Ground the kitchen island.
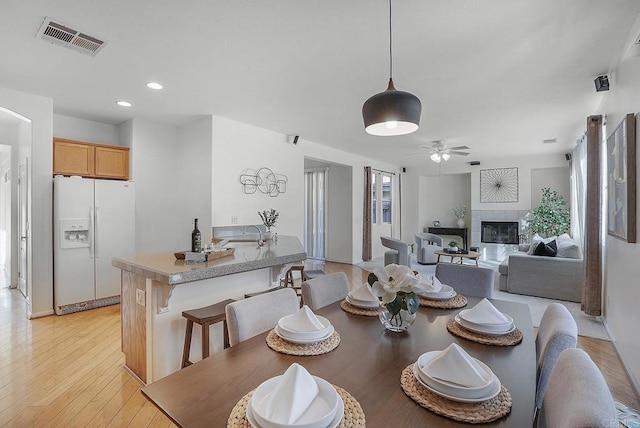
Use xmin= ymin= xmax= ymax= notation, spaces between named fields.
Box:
xmin=112 ymin=235 xmax=306 ymax=383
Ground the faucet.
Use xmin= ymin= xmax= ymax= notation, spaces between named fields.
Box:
xmin=247 ymin=225 xmax=264 ymax=247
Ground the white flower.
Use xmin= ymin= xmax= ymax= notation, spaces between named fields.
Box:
xmin=371 ymin=264 xmax=419 ymax=304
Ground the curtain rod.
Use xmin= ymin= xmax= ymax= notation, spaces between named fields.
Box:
xmin=370 ymin=167 xmax=396 ymax=176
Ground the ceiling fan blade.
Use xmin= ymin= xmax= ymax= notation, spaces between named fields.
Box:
xmin=449 ymin=151 xmax=470 ymax=156
xmin=448 ymin=146 xmax=470 ymax=150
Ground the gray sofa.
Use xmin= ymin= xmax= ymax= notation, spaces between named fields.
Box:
xmin=498 ymin=250 xmax=584 ymax=302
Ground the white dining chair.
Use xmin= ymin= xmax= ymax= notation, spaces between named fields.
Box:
xmin=534 ymin=303 xmax=578 ymax=414
xmin=434 ymin=263 xmax=494 ymax=298
xmin=225 ymin=288 xmax=299 ymax=347
xmin=537 ymin=348 xmax=617 ymax=428
xmin=301 ymin=272 xmax=350 ymax=310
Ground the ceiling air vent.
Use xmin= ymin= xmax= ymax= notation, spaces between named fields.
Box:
xmin=36 ymin=17 xmax=107 ymax=57
xmin=542 ymin=138 xmax=557 ymax=144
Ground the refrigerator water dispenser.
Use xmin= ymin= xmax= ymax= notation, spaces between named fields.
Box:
xmin=59 ymin=219 xmax=90 ymax=249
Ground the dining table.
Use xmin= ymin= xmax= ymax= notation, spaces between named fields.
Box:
xmin=141 ymin=296 xmax=536 ymax=427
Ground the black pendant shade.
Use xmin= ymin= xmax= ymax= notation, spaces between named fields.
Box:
xmin=363 ymin=78 xmax=422 ymax=136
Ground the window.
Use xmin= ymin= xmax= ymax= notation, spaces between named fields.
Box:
xmin=371 ymin=171 xmax=393 ymax=225
xmin=371 ymin=173 xmax=377 ymax=223
xmin=382 ymin=174 xmax=392 ymax=224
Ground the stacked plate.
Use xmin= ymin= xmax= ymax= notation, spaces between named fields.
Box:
xmin=417 ymin=284 xmax=456 ymax=301
xmin=413 ymin=344 xmax=501 ymax=402
xmin=274 ymin=307 xmax=334 ymax=344
xmin=345 ymin=284 xmax=380 ymax=309
xmin=454 ymin=298 xmax=515 ymax=336
xmin=247 ymin=364 xmax=344 ymax=428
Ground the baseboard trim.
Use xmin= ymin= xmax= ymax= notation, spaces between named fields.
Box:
xmin=28 ymin=309 xmax=55 ymax=319
xmin=602 ymin=318 xmax=640 ymax=401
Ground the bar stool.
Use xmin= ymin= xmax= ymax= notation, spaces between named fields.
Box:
xmin=303 ymin=269 xmax=325 ymax=280
xmin=282 ymin=265 xmax=304 ymax=296
xmin=181 ymin=298 xmax=235 ymax=368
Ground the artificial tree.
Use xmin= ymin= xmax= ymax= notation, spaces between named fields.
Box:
xmin=529 ymin=187 xmax=570 ymax=238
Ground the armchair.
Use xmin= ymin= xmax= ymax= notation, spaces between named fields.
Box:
xmin=415 ymin=233 xmax=443 ymax=265
xmin=380 ymin=236 xmax=411 ymax=268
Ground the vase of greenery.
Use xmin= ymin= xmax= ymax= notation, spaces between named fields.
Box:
xmin=448 ymin=241 xmax=459 ymax=252
xmin=258 ymin=209 xmax=279 ymax=239
xmin=529 ymin=188 xmax=570 ymax=238
xmin=452 ymin=204 xmax=467 ymax=228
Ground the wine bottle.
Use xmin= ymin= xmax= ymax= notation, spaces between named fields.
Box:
xmin=191 ymin=218 xmax=201 ymax=252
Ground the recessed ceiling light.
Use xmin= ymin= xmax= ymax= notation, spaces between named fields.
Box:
xmin=117 ymin=101 xmax=132 ymax=107
xmin=146 ymin=82 xmax=163 ymax=90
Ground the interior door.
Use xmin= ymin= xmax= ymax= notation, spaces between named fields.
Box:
xmin=17 ymin=162 xmax=27 ymax=297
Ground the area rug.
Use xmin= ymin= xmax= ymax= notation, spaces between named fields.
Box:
xmin=617 ymin=401 xmax=640 ymax=428
xmin=357 ymin=255 xmax=610 ymax=341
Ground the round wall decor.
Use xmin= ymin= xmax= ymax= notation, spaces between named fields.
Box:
xmin=480 ymin=167 xmax=518 ymax=203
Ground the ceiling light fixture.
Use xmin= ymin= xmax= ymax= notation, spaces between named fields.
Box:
xmin=362 ymin=0 xmax=421 ymax=136
xmin=116 ymin=101 xmax=132 ymax=107
xmin=146 ymin=82 xmax=163 ymax=90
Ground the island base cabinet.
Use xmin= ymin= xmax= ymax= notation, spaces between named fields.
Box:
xmin=121 ymin=271 xmax=150 ymax=383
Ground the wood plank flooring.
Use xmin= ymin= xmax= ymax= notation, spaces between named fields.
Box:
xmin=0 ymin=261 xmax=637 ymax=427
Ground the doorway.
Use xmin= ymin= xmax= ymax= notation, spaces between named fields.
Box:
xmin=0 ymin=145 xmax=12 ymax=287
xmin=18 ymin=162 xmax=27 ymax=297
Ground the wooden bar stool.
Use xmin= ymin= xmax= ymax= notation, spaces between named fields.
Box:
xmin=282 ymin=265 xmax=304 ymax=296
xmin=181 ymin=298 xmax=235 ymax=369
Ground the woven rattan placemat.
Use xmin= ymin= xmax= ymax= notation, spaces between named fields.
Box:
xmin=400 ymin=364 xmax=511 ymax=424
xmin=446 ymin=318 xmax=523 ymax=346
xmin=340 ymin=300 xmax=381 ymax=317
xmin=266 ymin=329 xmax=341 ymax=356
xmin=227 ymin=385 xmax=366 ymax=427
xmin=419 ymin=294 xmax=468 ymax=309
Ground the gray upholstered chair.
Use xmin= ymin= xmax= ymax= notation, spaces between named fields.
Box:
xmin=415 ymin=233 xmax=443 ymax=265
xmin=225 ymin=288 xmax=299 ymax=347
xmin=380 ymin=236 xmax=411 ymax=268
xmin=537 ymin=348 xmax=617 ymax=428
xmin=434 ymin=263 xmax=494 ymax=298
xmin=534 ymin=303 xmax=578 ymax=414
xmin=301 ymin=272 xmax=350 ymax=310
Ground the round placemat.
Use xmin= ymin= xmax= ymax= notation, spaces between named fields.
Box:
xmin=400 ymin=364 xmax=511 ymax=424
xmin=227 ymin=385 xmax=366 ymax=427
xmin=419 ymin=294 xmax=468 ymax=309
xmin=340 ymin=300 xmax=381 ymax=317
xmin=266 ymin=329 xmax=341 ymax=356
xmin=446 ymin=318 xmax=523 ymax=346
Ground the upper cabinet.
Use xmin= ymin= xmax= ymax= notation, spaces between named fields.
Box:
xmin=53 ymin=138 xmax=130 ymax=180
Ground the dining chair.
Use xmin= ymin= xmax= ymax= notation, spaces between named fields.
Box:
xmin=301 ymin=272 xmax=350 ymax=310
xmin=537 ymin=348 xmax=617 ymax=428
xmin=225 ymin=288 xmax=299 ymax=347
xmin=534 ymin=303 xmax=578 ymax=413
xmin=380 ymin=236 xmax=411 ymax=268
xmin=415 ymin=233 xmax=443 ymax=264
xmin=434 ymin=263 xmax=494 ymax=298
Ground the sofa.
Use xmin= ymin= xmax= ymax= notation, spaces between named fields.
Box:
xmin=498 ymin=234 xmax=584 ymax=302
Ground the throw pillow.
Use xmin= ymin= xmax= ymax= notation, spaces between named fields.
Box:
xmin=528 ymin=234 xmax=544 ymax=255
xmin=557 ymin=234 xmax=582 ymax=259
xmin=533 ymin=239 xmax=558 ymax=257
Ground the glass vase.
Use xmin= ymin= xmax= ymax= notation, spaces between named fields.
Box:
xmin=379 ymin=306 xmax=417 ymax=332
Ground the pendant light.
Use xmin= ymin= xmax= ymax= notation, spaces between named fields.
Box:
xmin=362 ymin=0 xmax=421 ymax=136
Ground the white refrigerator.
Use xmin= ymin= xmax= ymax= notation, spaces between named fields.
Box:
xmin=53 ymin=176 xmax=134 ymax=315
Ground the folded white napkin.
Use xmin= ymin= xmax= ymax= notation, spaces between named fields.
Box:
xmin=349 ymin=283 xmax=379 ymax=302
xmin=463 ymin=298 xmax=511 ymax=325
xmin=281 ymin=305 xmax=325 ymax=332
xmin=263 ymin=363 xmax=320 ymax=424
xmin=423 ymin=343 xmax=492 ymax=388
xmin=416 ymin=274 xmax=443 ymax=293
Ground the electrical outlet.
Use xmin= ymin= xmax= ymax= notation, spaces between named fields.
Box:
xmin=136 ymin=289 xmax=145 ymax=306
xmin=231 ymin=216 xmax=238 ymax=224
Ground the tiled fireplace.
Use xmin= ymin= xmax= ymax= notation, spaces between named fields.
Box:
xmin=471 ymin=210 xmax=529 ymax=262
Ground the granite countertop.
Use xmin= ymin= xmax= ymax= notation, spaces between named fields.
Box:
xmin=111 ymin=235 xmax=306 ymax=285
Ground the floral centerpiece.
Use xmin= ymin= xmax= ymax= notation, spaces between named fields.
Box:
xmin=258 ymin=209 xmax=279 ymax=232
xmin=368 ymin=264 xmax=426 ymax=332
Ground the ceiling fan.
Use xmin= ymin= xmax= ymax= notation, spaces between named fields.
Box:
xmin=420 ymin=140 xmax=471 ymax=163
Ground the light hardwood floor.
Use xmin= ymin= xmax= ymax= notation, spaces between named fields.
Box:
xmin=1 ymin=261 xmax=638 ymax=427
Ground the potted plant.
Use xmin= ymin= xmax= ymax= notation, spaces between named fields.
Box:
xmin=451 ymin=204 xmax=467 ymax=228
xmin=448 ymin=241 xmax=459 ymax=252
xmin=529 ymin=188 xmax=570 ymax=238
xmin=258 ymin=209 xmax=279 ymax=239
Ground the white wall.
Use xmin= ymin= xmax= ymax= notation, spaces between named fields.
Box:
xmin=420 ymin=173 xmax=471 ymax=230
xmin=531 ymin=166 xmax=571 ymax=209
xmin=53 ymin=114 xmax=119 ymax=146
xmin=0 ymin=86 xmax=54 ymax=318
xmin=325 ymin=162 xmax=352 ymax=263
xmin=598 ymin=56 xmax=640 ymax=393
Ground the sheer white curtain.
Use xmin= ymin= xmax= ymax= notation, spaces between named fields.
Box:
xmin=570 ymin=135 xmax=587 ymax=249
xmin=304 ymin=168 xmax=327 ymax=259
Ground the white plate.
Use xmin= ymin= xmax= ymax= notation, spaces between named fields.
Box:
xmin=277 ymin=315 xmax=332 ymax=340
xmin=417 ymin=284 xmax=456 ymax=301
xmin=454 ymin=315 xmax=516 ymax=336
xmin=345 ymin=295 xmax=380 ymax=309
xmin=275 ymin=325 xmax=335 ymax=344
xmin=246 ymin=395 xmax=344 ymax=428
xmin=412 ymin=363 xmax=501 ymax=403
xmin=458 ymin=308 xmax=514 ymax=330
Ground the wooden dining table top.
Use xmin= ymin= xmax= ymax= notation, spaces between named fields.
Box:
xmin=141 ymin=296 xmax=536 ymax=428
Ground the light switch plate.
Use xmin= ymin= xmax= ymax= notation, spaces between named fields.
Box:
xmin=136 ymin=289 xmax=145 ymax=306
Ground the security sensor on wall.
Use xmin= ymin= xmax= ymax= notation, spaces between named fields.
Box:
xmin=594 ymin=75 xmax=609 ymax=92
xmin=287 ymin=135 xmax=299 ymax=145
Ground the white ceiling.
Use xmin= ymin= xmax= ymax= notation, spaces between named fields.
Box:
xmin=2 ymin=0 xmax=640 ymax=174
